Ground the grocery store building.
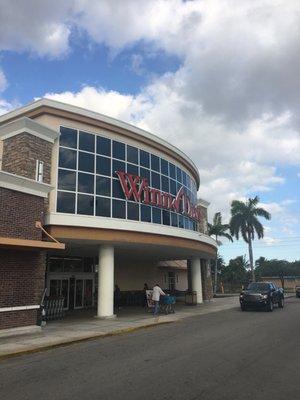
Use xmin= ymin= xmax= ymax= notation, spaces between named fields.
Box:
xmin=0 ymin=99 xmax=217 ymax=333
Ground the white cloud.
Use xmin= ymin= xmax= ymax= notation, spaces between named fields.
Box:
xmin=0 ymin=1 xmax=72 ymax=58
xmin=2 ymin=0 xmax=300 ymax=236
xmin=0 ymin=69 xmax=7 ymax=92
xmin=262 ymin=236 xmax=280 ymax=246
xmin=0 ymin=98 xmax=17 ymax=116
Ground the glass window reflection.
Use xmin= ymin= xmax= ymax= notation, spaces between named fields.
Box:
xmin=59 ymin=148 xmax=77 ymax=170
xmin=140 ymin=150 xmax=150 ymax=168
xmin=151 ymin=154 xmax=160 ymax=172
xmin=96 ymin=156 xmax=111 ymax=176
xmin=112 ymin=199 xmax=126 ymax=219
xmin=127 ymin=145 xmax=138 ymax=164
xmin=96 ymin=176 xmax=111 ymax=197
xmin=57 ymin=191 xmax=75 ymax=213
xmin=58 ymin=169 xmax=76 ymax=191
xmin=152 ymin=207 xmax=161 ymax=224
xmin=78 ymin=152 xmax=94 ymax=173
xmin=113 ymin=141 xmax=125 ymax=160
xmin=79 ymin=131 xmax=95 ymax=152
xmin=60 ymin=127 xmax=77 ymax=149
xmin=77 ymin=194 xmax=94 ymax=215
xmin=127 ymin=201 xmax=139 ymax=221
xmin=97 ymin=136 xmax=111 ymax=156
xmin=96 ymin=196 xmax=111 ymax=217
xmin=78 ymin=172 xmax=94 ymax=194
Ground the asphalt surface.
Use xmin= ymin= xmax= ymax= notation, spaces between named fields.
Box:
xmin=0 ymin=297 xmax=299 ymax=400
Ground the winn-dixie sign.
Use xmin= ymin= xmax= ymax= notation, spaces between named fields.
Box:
xmin=116 ymin=171 xmax=201 ymax=222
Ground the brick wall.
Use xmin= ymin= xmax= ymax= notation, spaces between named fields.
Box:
xmin=0 ymin=187 xmax=44 ymax=240
xmin=0 ymin=310 xmax=38 ymax=330
xmin=2 ymin=133 xmax=52 ymax=184
xmin=0 ymin=250 xmax=46 ymax=329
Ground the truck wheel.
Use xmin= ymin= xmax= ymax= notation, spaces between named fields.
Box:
xmin=278 ymin=297 xmax=284 ymax=308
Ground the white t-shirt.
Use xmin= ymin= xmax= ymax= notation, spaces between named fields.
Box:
xmin=152 ymin=286 xmax=165 ymax=301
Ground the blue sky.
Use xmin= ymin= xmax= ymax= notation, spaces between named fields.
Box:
xmin=0 ymin=0 xmax=299 ymax=264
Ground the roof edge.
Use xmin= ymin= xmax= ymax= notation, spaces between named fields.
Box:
xmin=0 ymin=98 xmax=200 ymax=187
xmin=0 ymin=116 xmax=58 ymax=143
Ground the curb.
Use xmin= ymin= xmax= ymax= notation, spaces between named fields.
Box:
xmin=0 ymin=320 xmax=174 ymax=361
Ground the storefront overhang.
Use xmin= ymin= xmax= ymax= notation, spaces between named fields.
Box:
xmin=46 ymin=225 xmax=216 ymax=259
xmin=0 ymin=236 xmax=65 ymax=251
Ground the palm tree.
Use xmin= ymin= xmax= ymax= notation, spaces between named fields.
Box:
xmin=229 ymin=196 xmax=271 ymax=282
xmin=208 ymin=212 xmax=233 ymax=293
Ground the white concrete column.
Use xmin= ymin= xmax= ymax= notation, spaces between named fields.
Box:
xmin=191 ymin=257 xmax=203 ymax=304
xmin=97 ymin=245 xmax=115 ymax=318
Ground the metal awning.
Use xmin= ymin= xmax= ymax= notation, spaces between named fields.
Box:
xmin=0 ymin=236 xmax=65 ymax=251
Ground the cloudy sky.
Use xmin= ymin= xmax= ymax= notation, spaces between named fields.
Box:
xmin=0 ymin=0 xmax=299 ymax=262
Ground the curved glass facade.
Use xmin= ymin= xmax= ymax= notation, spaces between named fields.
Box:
xmin=56 ymin=126 xmax=199 ymax=231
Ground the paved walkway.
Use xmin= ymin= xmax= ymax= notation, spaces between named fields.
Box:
xmin=0 ymin=297 xmax=239 ymax=358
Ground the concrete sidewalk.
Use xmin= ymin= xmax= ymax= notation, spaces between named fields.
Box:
xmin=0 ymin=297 xmax=239 ymax=359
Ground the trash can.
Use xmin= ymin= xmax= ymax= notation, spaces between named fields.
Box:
xmin=185 ymin=291 xmax=197 ymax=305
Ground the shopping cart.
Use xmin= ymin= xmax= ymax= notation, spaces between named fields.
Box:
xmin=160 ymin=295 xmax=176 ymax=314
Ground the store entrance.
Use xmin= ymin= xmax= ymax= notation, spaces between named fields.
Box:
xmin=47 ymin=256 xmax=96 ymax=311
xmin=48 ymin=276 xmax=95 ymax=310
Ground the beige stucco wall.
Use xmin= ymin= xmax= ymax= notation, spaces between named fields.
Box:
xmin=115 ymin=259 xmax=188 ymax=292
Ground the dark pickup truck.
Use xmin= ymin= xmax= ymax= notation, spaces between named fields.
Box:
xmin=240 ymin=282 xmax=284 ymax=312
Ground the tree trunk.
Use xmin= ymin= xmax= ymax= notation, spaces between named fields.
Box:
xmin=214 ymin=235 xmax=218 ymax=293
xmin=248 ymin=232 xmax=255 ymax=282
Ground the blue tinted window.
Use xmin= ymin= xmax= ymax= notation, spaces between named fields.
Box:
xmin=127 ymin=145 xmax=138 ymax=164
xmin=186 ymin=174 xmax=191 ymax=189
xmin=184 ymin=217 xmax=189 ymax=229
xmin=126 ymin=163 xmax=139 ymax=176
xmin=113 ymin=179 xmax=125 ymax=199
xmin=169 ymin=163 xmax=176 ymax=179
xmin=162 ymin=210 xmax=170 ymax=226
xmin=57 ymin=191 xmax=75 ymax=213
xmin=141 ymin=204 xmax=151 ymax=222
xmin=59 ymin=148 xmax=77 ymax=170
xmin=161 ymin=159 xmax=168 ymax=175
xmin=58 ymin=169 xmax=76 ymax=191
xmin=161 ymin=176 xmax=169 ymax=192
xmin=97 ymin=136 xmax=111 ymax=156
xmin=151 ymin=154 xmax=160 ymax=172
xmin=178 ymin=215 xmax=184 ymax=228
xmin=170 ymin=179 xmax=176 ymax=195
xmin=151 ymin=172 xmax=160 ymax=189
xmin=113 ymin=141 xmax=125 ymax=160
xmin=78 ymin=172 xmax=94 ymax=194
xmin=171 ymin=213 xmax=178 ymax=227
xmin=96 ymin=156 xmax=111 ymax=176
xmin=77 ymin=194 xmax=94 ymax=215
xmin=182 ymin=171 xmax=187 ymax=186
xmin=152 ymin=207 xmax=161 ymax=224
xmin=96 ymin=196 xmax=111 ymax=217
xmin=112 ymin=199 xmax=125 ymax=219
xmin=176 ymin=166 xmax=182 ymax=183
xmin=113 ymin=160 xmax=125 ymax=177
xmin=60 ymin=127 xmax=77 ymax=149
xmin=78 ymin=151 xmax=94 ymax=173
xmin=127 ymin=202 xmax=139 ymax=221
xmin=96 ymin=176 xmax=111 ymax=197
xmin=140 ymin=150 xmax=150 ymax=168
xmin=79 ymin=131 xmax=95 ymax=152
xmin=140 ymin=167 xmax=151 ymax=185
